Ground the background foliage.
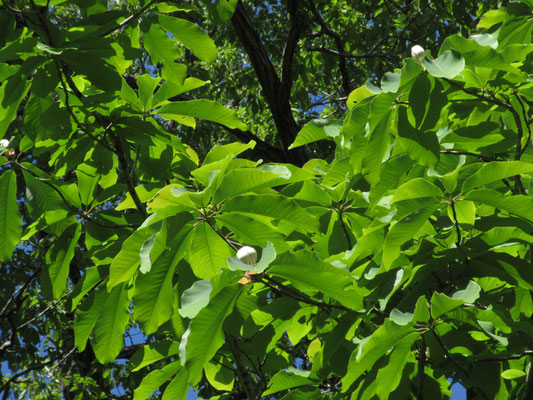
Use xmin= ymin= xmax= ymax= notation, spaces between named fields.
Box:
xmin=0 ymin=0 xmax=532 ymax=399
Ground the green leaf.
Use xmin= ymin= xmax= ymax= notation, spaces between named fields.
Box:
xmin=134 ymin=248 xmax=179 ymax=334
xmin=68 ymin=265 xmax=107 ymax=312
xmin=183 ymin=284 xmax=243 ymax=385
xmin=269 ymin=250 xmax=363 ymax=310
xmin=76 ymin=163 xmax=99 ymax=206
xmin=381 ymin=70 xmax=401 ymax=93
xmin=205 ymin=358 xmax=234 ymax=391
xmin=289 ymin=119 xmax=342 ymax=149
xmin=342 ymin=320 xmax=417 ymax=390
xmin=129 ymin=340 xmax=180 ymax=372
xmin=92 ymin=282 xmax=130 ymax=364
xmin=213 ymin=168 xmax=289 ymax=203
xmin=162 ymin=368 xmax=189 ymax=400
xmin=501 ymin=369 xmax=526 ymax=380
xmin=137 ymin=73 xmax=160 ymax=112
xmin=397 ymin=107 xmax=440 ymax=168
xmin=142 ymin=21 xmax=180 ymax=65
xmin=74 ymin=285 xmax=108 ymax=352
xmin=382 ymin=205 xmax=439 ymax=270
xmin=159 ymin=15 xmax=217 ymax=62
xmin=189 ymin=222 xmax=231 ymax=279
xmin=133 ymin=360 xmax=182 ymax=400
xmin=158 ymin=99 xmax=247 ymax=130
xmin=263 ymin=369 xmax=314 ymax=396
xmin=464 ymin=189 xmax=533 ymax=222
xmin=221 ymin=194 xmax=320 ymax=232
xmin=107 ymin=221 xmax=164 ymax=291
xmin=376 ymin=332 xmax=419 ymax=399
xmin=450 ymin=200 xmax=476 ymax=226
xmin=0 ymin=170 xmax=22 ymax=261
xmin=391 ymin=178 xmax=443 ymax=203
xmin=430 ymin=292 xmax=464 ymax=319
xmin=422 ymin=50 xmax=465 ymax=79
xmin=452 ymin=281 xmax=481 ymax=303
xmin=462 ymin=161 xmax=533 ymax=192
xmin=42 ymin=224 xmax=81 ymax=299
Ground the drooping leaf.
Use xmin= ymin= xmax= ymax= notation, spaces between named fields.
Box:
xmin=133 ymin=360 xmax=182 ymax=400
xmin=183 ymin=284 xmax=243 ymax=385
xmin=159 ymin=15 xmax=217 ymax=62
xmin=92 ymin=282 xmax=130 ymax=364
xmin=0 ymin=170 xmax=22 ymax=261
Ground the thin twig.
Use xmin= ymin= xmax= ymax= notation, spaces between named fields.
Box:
xmin=450 ymin=199 xmax=462 ymax=247
xmin=99 ymin=0 xmax=157 ymax=37
xmin=106 ymin=128 xmax=147 ymax=218
xmin=416 ymin=337 xmax=426 ymax=399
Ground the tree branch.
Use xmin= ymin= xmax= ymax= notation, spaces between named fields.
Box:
xmin=99 ymin=0 xmax=158 ymax=37
xmin=106 ymin=127 xmax=148 ymax=219
xmin=280 ymin=0 xmax=305 ymax=101
xmin=306 ymin=1 xmax=352 ymax=96
xmin=231 ymin=1 xmax=305 ymax=164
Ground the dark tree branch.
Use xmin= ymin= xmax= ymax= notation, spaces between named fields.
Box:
xmin=231 ymin=1 xmax=305 ymax=164
xmin=106 ymin=127 xmax=148 ymax=219
xmin=306 ymin=1 xmax=352 ymax=96
xmin=226 ymin=334 xmax=257 ymax=400
xmin=280 ymin=0 xmax=305 ymax=101
xmin=416 ymin=337 xmax=426 ymax=399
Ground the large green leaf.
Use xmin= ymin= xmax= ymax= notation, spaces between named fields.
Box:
xmin=0 ymin=170 xmax=21 ymax=261
xmin=159 ymin=15 xmax=217 ymax=62
xmin=133 ymin=360 xmax=182 ymax=400
xmin=107 ymin=221 xmax=164 ymax=290
xmin=430 ymin=292 xmax=464 ymax=319
xmin=92 ymin=282 xmax=130 ymax=364
xmin=397 ymin=106 xmax=440 ymax=168
xmin=73 ymin=284 xmax=109 ymax=352
xmin=141 ymin=21 xmax=180 ymax=65
xmin=464 ymin=189 xmax=533 ymax=222
xmin=289 ymin=119 xmax=342 ymax=149
xmin=221 ymin=194 xmax=320 ymax=232
xmin=375 ymin=332 xmax=419 ymax=399
xmin=158 ymin=100 xmax=247 ymax=130
xmin=421 ymin=50 xmax=465 ymax=79
xmin=391 ymin=178 xmax=443 ymax=203
xmin=42 ymin=223 xmax=81 ymax=299
xmin=134 ymin=216 xmax=192 ymax=333
xmin=183 ymin=284 xmax=243 ymax=385
xmin=268 ymin=251 xmax=363 ymax=310
xmin=461 ymin=161 xmax=533 ymax=192
xmin=212 ymin=168 xmax=290 ymax=203
xmin=189 ymin=222 xmax=231 ymax=279
xmin=342 ymin=320 xmax=418 ymax=390
xmin=382 ymin=204 xmax=439 ymax=270
xmin=129 ymin=340 xmax=180 ymax=372
xmin=263 ymin=369 xmax=314 ymax=396
xmin=162 ymin=368 xmax=190 ymax=400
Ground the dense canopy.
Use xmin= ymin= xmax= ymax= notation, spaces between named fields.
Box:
xmin=0 ymin=0 xmax=532 ymax=399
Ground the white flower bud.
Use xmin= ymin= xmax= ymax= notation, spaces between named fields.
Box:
xmin=0 ymin=139 xmax=9 ymax=148
xmin=236 ymin=246 xmax=257 ymax=266
xmin=411 ymin=45 xmax=426 ymax=61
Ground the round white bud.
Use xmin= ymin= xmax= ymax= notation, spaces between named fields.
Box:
xmin=236 ymin=246 xmax=257 ymax=266
xmin=410 ymin=45 xmax=426 ymax=61
xmin=0 ymin=139 xmax=9 ymax=148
